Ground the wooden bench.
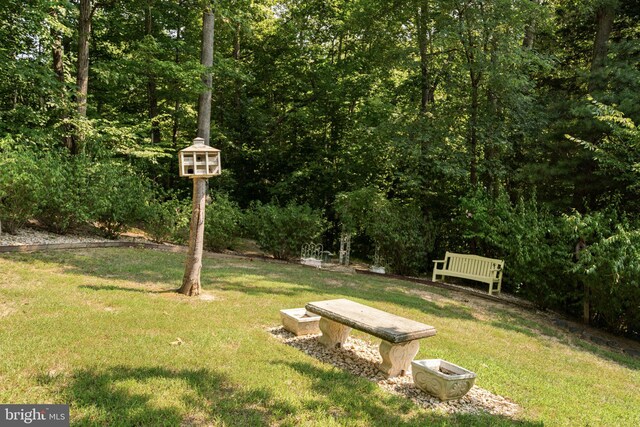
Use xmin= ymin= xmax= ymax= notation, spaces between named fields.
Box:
xmin=305 ymin=299 xmax=437 ymax=377
xmin=432 ymin=252 xmax=504 ymax=295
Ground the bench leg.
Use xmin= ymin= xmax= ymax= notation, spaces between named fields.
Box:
xmin=432 ymin=272 xmax=445 ymax=282
xmin=488 ymin=281 xmax=500 ymax=295
xmin=317 ymin=317 xmax=351 ymax=349
xmin=379 ymin=340 xmax=420 ymax=377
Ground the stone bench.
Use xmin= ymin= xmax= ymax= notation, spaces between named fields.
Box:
xmin=305 ymin=298 xmax=437 ymax=377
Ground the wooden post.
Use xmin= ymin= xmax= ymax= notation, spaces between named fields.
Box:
xmin=179 ymin=178 xmax=207 ymax=296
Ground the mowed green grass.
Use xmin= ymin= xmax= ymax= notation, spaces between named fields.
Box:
xmin=0 ymin=248 xmax=638 ymax=426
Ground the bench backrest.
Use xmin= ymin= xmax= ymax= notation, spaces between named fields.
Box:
xmin=301 ymin=243 xmax=324 ymax=260
xmin=306 ymin=299 xmax=436 ymax=343
xmin=444 ymin=252 xmax=504 ymax=279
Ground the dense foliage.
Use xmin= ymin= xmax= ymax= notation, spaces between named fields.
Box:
xmin=204 ymin=193 xmax=243 ymax=251
xmin=0 ymin=149 xmax=41 ymax=233
xmin=243 ymin=201 xmax=328 ymax=260
xmin=145 ymin=196 xmax=192 ymax=244
xmin=335 ymin=188 xmax=435 ymax=275
xmin=1 ymin=0 xmax=639 ymax=336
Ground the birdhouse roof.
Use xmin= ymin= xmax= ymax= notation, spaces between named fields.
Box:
xmin=179 ymin=144 xmax=220 ymax=153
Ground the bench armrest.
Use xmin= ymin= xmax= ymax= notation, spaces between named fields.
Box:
xmin=432 ymin=259 xmax=445 ymax=267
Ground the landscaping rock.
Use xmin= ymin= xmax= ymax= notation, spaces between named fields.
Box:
xmin=268 ymin=326 xmax=521 ymax=418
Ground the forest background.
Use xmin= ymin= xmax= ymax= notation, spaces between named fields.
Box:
xmin=1 ymin=0 xmax=639 ymax=338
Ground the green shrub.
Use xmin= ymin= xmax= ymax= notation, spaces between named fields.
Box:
xmin=204 ymin=193 xmax=243 ymax=252
xmin=0 ymin=150 xmax=41 ymax=233
xmin=567 ymin=212 xmax=640 ymax=337
xmin=244 ymin=201 xmax=328 ymax=260
xmin=144 ymin=196 xmax=191 ymax=244
xmin=454 ymin=188 xmax=573 ymax=307
xmin=89 ymin=160 xmax=151 ymax=238
xmin=36 ymin=153 xmax=92 ymax=234
xmin=335 ymin=187 xmax=434 ymax=275
xmin=334 ymin=187 xmax=386 ymax=235
xmin=367 ymin=202 xmax=435 ymax=275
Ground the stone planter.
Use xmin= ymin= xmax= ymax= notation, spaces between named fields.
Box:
xmin=369 ymin=266 xmax=385 ymax=274
xmin=411 ymin=359 xmax=476 ymax=401
xmin=280 ymin=308 xmax=321 ymax=336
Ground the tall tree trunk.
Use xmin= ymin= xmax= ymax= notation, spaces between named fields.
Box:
xmin=52 ymin=32 xmax=64 ymax=83
xmin=469 ymin=75 xmax=479 ymax=187
xmin=485 ymin=39 xmax=500 ymax=196
xmin=588 ymin=4 xmax=615 ymax=93
xmin=77 ymin=0 xmax=91 ymax=119
xmin=233 ymin=21 xmax=241 ymax=112
xmin=196 ymin=8 xmax=214 ymax=145
xmin=522 ymin=24 xmax=535 ymax=49
xmin=172 ymin=23 xmax=182 ymax=148
xmin=172 ymin=99 xmax=181 ymax=147
xmin=417 ymin=0 xmax=431 ymax=114
xmin=180 ymin=7 xmax=215 ymax=297
xmin=73 ymin=0 xmax=92 ymax=154
xmin=51 ymin=9 xmax=73 ymax=150
xmin=459 ymin=9 xmax=481 ymax=188
xmin=145 ymin=2 xmax=161 ymax=144
xmin=522 ymin=0 xmax=542 ymax=49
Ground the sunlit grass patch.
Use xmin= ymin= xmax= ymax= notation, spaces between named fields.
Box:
xmin=0 ymin=248 xmax=639 ymax=426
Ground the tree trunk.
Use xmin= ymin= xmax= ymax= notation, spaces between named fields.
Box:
xmin=180 ymin=8 xmax=215 ymax=296
xmin=179 ymin=178 xmax=207 ymax=296
xmin=51 ymin=9 xmax=74 ymax=150
xmin=172 ymin=99 xmax=180 ymax=147
xmin=522 ymin=0 xmax=542 ymax=49
xmin=196 ymin=8 xmax=214 ymax=145
xmin=459 ymin=9 xmax=481 ymax=188
xmin=172 ymin=23 xmax=182 ymax=148
xmin=417 ymin=0 xmax=432 ymax=114
xmin=233 ymin=21 xmax=241 ymax=112
xmin=575 ymin=239 xmax=589 ymax=324
xmin=73 ymin=0 xmax=92 ymax=154
xmin=469 ymin=72 xmax=480 ymax=187
xmin=485 ymin=39 xmax=499 ymax=195
xmin=52 ymin=32 xmax=64 ymax=83
xmin=77 ymin=0 xmax=91 ymax=118
xmin=588 ymin=4 xmax=615 ymax=93
xmin=522 ymin=25 xmax=535 ymax=49
xmin=145 ymin=3 xmax=161 ymax=144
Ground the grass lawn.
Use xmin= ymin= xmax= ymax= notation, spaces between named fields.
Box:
xmin=1 ymin=248 xmax=639 ymax=426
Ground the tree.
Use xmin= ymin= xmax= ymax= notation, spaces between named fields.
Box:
xmin=73 ymin=0 xmax=94 ymax=154
xmin=179 ymin=4 xmax=215 ymax=297
xmin=588 ymin=0 xmax=617 ymax=93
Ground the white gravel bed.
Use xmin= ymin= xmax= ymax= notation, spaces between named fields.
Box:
xmin=268 ymin=326 xmax=521 ymax=418
xmin=0 ymin=227 xmax=115 ymax=246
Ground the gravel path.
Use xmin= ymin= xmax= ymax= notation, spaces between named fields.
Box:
xmin=268 ymin=326 xmax=521 ymax=418
xmin=0 ymin=228 xmax=113 ymax=246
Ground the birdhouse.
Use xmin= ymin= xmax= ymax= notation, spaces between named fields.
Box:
xmin=178 ymin=137 xmax=221 ymax=178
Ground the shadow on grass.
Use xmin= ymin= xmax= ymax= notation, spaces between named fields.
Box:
xmin=4 ymin=249 xmax=476 ymax=322
xmin=13 ymin=249 xmax=638 ymax=369
xmin=78 ymin=284 xmax=177 ymax=294
xmin=279 ymin=361 xmax=542 ymax=427
xmin=60 ymin=366 xmax=295 ymax=426
xmin=490 ymin=309 xmax=640 ymax=371
xmin=55 ymin=363 xmax=542 ymax=427
xmin=213 ymin=269 xmax=476 ymax=322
